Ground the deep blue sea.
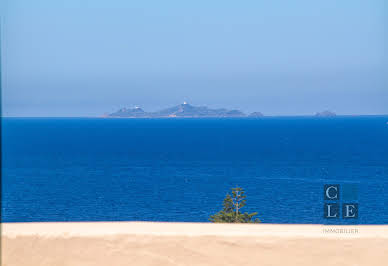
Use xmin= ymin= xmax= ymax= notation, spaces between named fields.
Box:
xmin=2 ymin=117 xmax=388 ymax=224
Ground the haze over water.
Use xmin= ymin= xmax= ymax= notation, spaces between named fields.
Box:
xmin=2 ymin=0 xmax=387 ymax=117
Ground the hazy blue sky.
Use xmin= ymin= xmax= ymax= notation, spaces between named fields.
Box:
xmin=1 ymin=0 xmax=387 ymax=116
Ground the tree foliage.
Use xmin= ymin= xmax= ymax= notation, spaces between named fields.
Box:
xmin=209 ymin=187 xmax=261 ymax=223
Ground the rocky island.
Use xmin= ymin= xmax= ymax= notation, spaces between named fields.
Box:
xmin=108 ymin=102 xmax=264 ymax=118
xmin=315 ymin=110 xmax=337 ymax=117
xmin=248 ymin=112 xmax=264 ymax=118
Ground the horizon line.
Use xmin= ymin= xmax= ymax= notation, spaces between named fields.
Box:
xmin=2 ymin=114 xmax=388 ymax=119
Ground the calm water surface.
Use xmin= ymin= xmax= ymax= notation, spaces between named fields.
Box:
xmin=2 ymin=117 xmax=388 ymax=224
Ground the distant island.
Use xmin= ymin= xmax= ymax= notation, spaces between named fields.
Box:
xmin=315 ymin=110 xmax=337 ymax=117
xmin=105 ymin=104 xmax=342 ymax=118
xmin=107 ymin=102 xmax=264 ymax=118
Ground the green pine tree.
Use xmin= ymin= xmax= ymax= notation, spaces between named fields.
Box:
xmin=209 ymin=187 xmax=261 ymax=223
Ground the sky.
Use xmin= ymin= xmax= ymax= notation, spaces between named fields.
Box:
xmin=1 ymin=0 xmax=387 ymax=116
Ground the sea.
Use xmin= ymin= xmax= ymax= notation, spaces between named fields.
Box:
xmin=2 ymin=117 xmax=388 ymax=224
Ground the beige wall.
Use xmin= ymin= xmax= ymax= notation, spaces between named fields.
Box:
xmin=2 ymin=222 xmax=388 ymax=266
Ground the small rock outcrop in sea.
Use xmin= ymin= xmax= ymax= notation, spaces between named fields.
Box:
xmin=248 ymin=112 xmax=264 ymax=118
xmin=315 ymin=110 xmax=337 ymax=117
xmin=108 ymin=103 xmax=263 ymax=118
